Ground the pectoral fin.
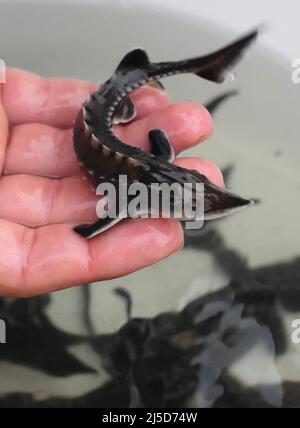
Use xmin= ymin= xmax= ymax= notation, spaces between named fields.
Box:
xmin=112 ymin=96 xmax=136 ymax=124
xmin=149 ymin=129 xmax=175 ymax=162
xmin=74 ymin=216 xmax=123 ymax=239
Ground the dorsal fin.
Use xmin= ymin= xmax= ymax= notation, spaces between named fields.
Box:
xmin=116 ymin=48 xmax=150 ymax=72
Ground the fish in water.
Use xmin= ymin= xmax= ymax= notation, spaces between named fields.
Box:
xmin=73 ymin=29 xmax=260 ymax=238
xmin=204 ymin=90 xmax=239 ymax=115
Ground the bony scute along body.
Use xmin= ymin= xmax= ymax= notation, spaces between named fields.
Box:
xmin=73 ymin=28 xmax=260 ymax=239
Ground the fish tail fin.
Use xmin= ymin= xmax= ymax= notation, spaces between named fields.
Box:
xmin=191 ymin=28 xmax=260 ymax=83
xmin=154 ymin=27 xmax=261 ymax=83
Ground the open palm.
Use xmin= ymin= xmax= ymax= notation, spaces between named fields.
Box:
xmin=0 ymin=68 xmax=223 ymax=297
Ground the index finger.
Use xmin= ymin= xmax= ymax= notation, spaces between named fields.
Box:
xmin=2 ymin=68 xmax=170 ymax=129
xmin=2 ymin=68 xmax=97 ymax=128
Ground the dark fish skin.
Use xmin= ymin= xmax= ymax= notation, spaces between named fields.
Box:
xmin=0 ymin=296 xmax=95 ymax=376
xmin=205 ymin=90 xmax=239 ymax=115
xmin=2 ymin=253 xmax=300 ymax=406
xmin=73 ymin=29 xmax=260 ymax=238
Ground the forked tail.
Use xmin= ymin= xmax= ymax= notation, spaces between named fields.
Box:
xmin=150 ymin=28 xmax=260 ymax=83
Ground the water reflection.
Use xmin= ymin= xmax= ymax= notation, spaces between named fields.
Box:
xmin=0 ymin=222 xmax=300 ymax=407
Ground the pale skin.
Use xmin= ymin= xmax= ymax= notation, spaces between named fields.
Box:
xmin=0 ymin=68 xmax=224 ymax=297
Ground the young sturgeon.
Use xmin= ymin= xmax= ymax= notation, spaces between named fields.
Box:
xmin=73 ymin=29 xmax=259 ymax=238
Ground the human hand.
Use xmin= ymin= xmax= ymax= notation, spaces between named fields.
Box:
xmin=0 ymin=68 xmax=224 ymax=297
